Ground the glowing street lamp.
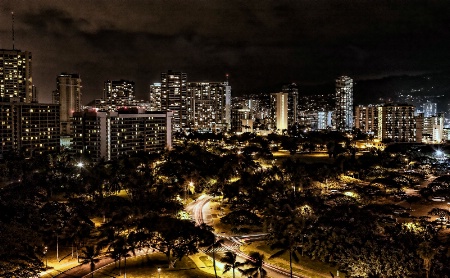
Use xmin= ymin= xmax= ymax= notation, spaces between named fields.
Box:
xmin=184 ymin=181 xmax=193 ymax=204
xmin=76 ymin=162 xmax=84 ymax=168
xmin=435 ymin=149 xmax=444 ymax=157
xmin=158 ymin=267 xmax=161 ymax=278
xmin=44 ymin=246 xmax=48 ymax=269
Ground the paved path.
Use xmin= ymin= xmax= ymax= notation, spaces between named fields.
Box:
xmin=187 ymin=196 xmax=319 ymax=278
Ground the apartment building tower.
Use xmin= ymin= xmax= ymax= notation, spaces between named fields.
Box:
xmin=53 ymin=73 xmax=82 ymax=135
xmin=377 ymin=103 xmax=418 ymax=142
xmin=186 ymin=81 xmax=231 ymax=131
xmin=103 ymin=80 xmax=135 ymax=108
xmin=282 ymin=83 xmax=298 ymax=127
xmin=0 ymin=99 xmax=60 ymax=156
xmin=271 ymin=92 xmax=289 ymax=131
xmin=0 ymin=49 xmax=33 ymax=103
xmin=354 ymin=105 xmax=379 ymax=135
xmin=72 ymin=108 xmax=173 ymax=162
xmin=160 ymin=71 xmax=187 ymax=129
xmin=335 ymin=76 xmax=353 ymax=131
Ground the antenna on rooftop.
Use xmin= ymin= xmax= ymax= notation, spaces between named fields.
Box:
xmin=11 ymin=11 xmax=15 ymax=50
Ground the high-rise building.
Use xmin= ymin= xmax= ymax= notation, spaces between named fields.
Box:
xmin=423 ymin=102 xmax=437 ymax=117
xmin=72 ymin=108 xmax=173 ymax=162
xmin=377 ymin=103 xmax=418 ymax=142
xmin=53 ymin=73 xmax=82 ymax=135
xmin=186 ymin=81 xmax=231 ymax=131
xmin=335 ymin=76 xmax=353 ymax=131
xmin=0 ymin=99 xmax=60 ymax=156
xmin=317 ymin=111 xmax=331 ymax=130
xmin=103 ymin=80 xmax=135 ymax=108
xmin=149 ymin=83 xmax=162 ymax=111
xmin=231 ymin=107 xmax=251 ymax=133
xmin=354 ymin=105 xmax=380 ymax=135
xmin=0 ymin=49 xmax=33 ymax=103
xmin=161 ymin=70 xmax=187 ymax=129
xmin=282 ymin=83 xmax=298 ymax=127
xmin=420 ymin=112 xmax=445 ymax=143
xmin=271 ymin=92 xmax=289 ymax=131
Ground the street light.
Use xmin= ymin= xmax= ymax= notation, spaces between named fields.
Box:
xmin=158 ymin=267 xmax=161 ymax=278
xmin=44 ymin=246 xmax=48 ymax=269
xmin=185 ymin=180 xmax=194 ymax=204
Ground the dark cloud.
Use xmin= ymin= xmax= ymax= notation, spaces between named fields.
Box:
xmin=0 ymin=0 xmax=449 ymax=103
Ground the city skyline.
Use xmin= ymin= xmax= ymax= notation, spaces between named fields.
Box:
xmin=1 ymin=0 xmax=449 ymax=103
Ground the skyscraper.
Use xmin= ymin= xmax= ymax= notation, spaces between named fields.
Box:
xmin=161 ymin=71 xmax=187 ymax=129
xmin=377 ymin=103 xmax=418 ymax=142
xmin=423 ymin=102 xmax=437 ymax=117
xmin=282 ymin=83 xmax=298 ymax=127
xmin=335 ymin=76 xmax=353 ymax=131
xmin=271 ymin=92 xmax=289 ymax=131
xmin=103 ymin=80 xmax=135 ymax=108
xmin=53 ymin=73 xmax=82 ymax=135
xmin=0 ymin=100 xmax=60 ymax=156
xmin=0 ymin=49 xmax=32 ymax=103
xmin=420 ymin=112 xmax=445 ymax=143
xmin=149 ymin=83 xmax=162 ymax=111
xmin=354 ymin=104 xmax=379 ymax=134
xmin=186 ymin=81 xmax=231 ymax=131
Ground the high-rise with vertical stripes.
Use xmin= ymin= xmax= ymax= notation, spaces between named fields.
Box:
xmin=335 ymin=76 xmax=353 ymax=131
xmin=160 ymin=71 xmax=187 ymax=129
xmin=53 ymin=73 xmax=82 ymax=135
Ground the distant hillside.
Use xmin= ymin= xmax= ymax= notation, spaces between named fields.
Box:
xmin=248 ymin=72 xmax=450 ymax=111
xmin=354 ymin=72 xmax=450 ymax=108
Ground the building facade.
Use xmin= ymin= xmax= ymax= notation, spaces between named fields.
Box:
xmin=271 ymin=92 xmax=289 ymax=132
xmin=282 ymin=83 xmax=298 ymax=127
xmin=160 ymin=71 xmax=187 ymax=129
xmin=423 ymin=102 xmax=437 ymax=118
xmin=186 ymin=81 xmax=231 ymax=131
xmin=0 ymin=49 xmax=33 ymax=103
xmin=103 ymin=80 xmax=135 ymax=109
xmin=335 ymin=76 xmax=353 ymax=131
xmin=231 ymin=107 xmax=251 ymax=133
xmin=149 ymin=83 xmax=162 ymax=111
xmin=354 ymin=105 xmax=379 ymax=135
xmin=72 ymin=108 xmax=172 ymax=162
xmin=377 ymin=103 xmax=418 ymax=142
xmin=53 ymin=73 xmax=82 ymax=135
xmin=0 ymin=99 xmax=60 ymax=156
xmin=420 ymin=112 xmax=445 ymax=143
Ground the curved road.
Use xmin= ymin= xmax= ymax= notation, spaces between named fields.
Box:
xmin=188 ymin=195 xmax=308 ymax=278
xmin=53 ymin=195 xmax=310 ymax=278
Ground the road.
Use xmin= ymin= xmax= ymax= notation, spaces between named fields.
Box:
xmin=53 ymin=195 xmax=312 ymax=278
xmin=187 ymin=195 xmax=310 ymax=278
xmin=52 ymin=249 xmax=153 ymax=278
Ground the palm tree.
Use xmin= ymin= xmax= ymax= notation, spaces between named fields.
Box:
xmin=106 ymin=232 xmax=139 ymax=278
xmin=269 ymin=232 xmax=302 ymax=278
xmin=199 ymin=224 xmax=223 ymax=278
xmin=80 ymin=245 xmax=100 ymax=278
xmin=207 ymin=237 xmax=224 ymax=278
xmin=221 ymin=251 xmax=243 ymax=278
xmin=417 ymin=241 xmax=436 ymax=278
xmin=239 ymin=251 xmax=267 ymax=278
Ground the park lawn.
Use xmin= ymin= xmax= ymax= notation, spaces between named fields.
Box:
xmin=93 ymin=253 xmax=215 ymax=278
xmin=243 ymin=242 xmax=339 ymax=278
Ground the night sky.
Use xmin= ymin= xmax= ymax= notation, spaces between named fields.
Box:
xmin=1 ymin=0 xmax=449 ymax=104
